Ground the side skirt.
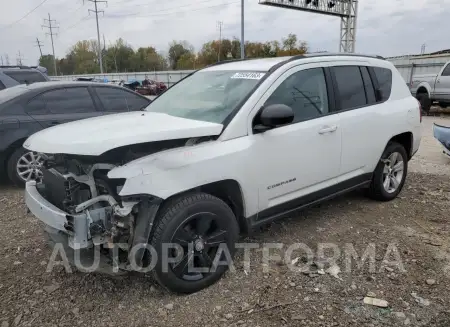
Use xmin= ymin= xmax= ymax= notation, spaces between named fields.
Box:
xmin=248 ymin=173 xmax=372 ymax=231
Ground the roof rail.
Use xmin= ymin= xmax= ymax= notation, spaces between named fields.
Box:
xmin=289 ymin=53 xmax=385 ymax=61
xmin=0 ymin=65 xmax=32 ymax=69
xmin=204 ymin=58 xmax=257 ymax=68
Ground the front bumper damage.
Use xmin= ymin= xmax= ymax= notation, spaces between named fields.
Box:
xmin=25 ymin=180 xmax=160 ymax=274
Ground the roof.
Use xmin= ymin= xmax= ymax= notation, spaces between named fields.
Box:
xmin=23 ymin=81 xmax=124 ymax=90
xmin=202 ymin=53 xmax=385 ymax=72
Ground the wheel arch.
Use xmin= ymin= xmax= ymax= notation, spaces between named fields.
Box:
xmin=387 ymin=132 xmax=413 ymax=159
xmin=2 ymin=137 xmax=28 ymax=170
xmin=415 ymin=84 xmax=431 ymax=97
xmin=157 ymin=179 xmax=249 ymax=234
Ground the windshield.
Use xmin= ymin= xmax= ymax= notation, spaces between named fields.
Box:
xmin=144 ymin=70 xmax=265 ymax=124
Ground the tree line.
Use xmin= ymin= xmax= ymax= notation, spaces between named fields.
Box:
xmin=39 ymin=34 xmax=308 ymax=76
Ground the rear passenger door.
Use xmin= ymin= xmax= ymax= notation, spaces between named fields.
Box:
xmin=331 ymin=64 xmax=390 ymax=178
xmin=26 ymin=87 xmax=102 ymax=128
xmin=94 ymin=87 xmax=151 ymax=114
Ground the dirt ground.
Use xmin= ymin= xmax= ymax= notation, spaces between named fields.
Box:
xmin=1 ymin=117 xmax=450 ymax=327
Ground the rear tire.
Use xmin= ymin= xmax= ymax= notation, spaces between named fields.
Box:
xmin=150 ymin=192 xmax=239 ymax=294
xmin=417 ymin=93 xmax=431 ymax=115
xmin=366 ymin=142 xmax=408 ymax=201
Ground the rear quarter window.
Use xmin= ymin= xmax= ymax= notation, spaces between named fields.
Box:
xmin=372 ymin=67 xmax=392 ymax=102
xmin=4 ymin=70 xmax=48 ymax=84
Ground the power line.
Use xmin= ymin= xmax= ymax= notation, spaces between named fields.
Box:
xmin=42 ymin=13 xmax=59 ymax=75
xmin=86 ymin=0 xmax=107 ymax=74
xmin=59 ymin=15 xmax=91 ymax=34
xmin=105 ymin=1 xmax=239 ymax=19
xmin=35 ymin=38 xmax=44 ymax=57
xmin=3 ymin=0 xmax=49 ymax=29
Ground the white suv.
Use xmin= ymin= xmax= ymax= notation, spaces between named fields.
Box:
xmin=24 ymin=54 xmax=421 ymax=293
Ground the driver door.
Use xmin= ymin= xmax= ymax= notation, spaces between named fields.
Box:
xmin=249 ymin=64 xmax=342 ymax=219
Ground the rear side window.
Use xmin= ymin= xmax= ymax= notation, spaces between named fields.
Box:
xmin=333 ymin=66 xmax=367 ymax=110
xmin=360 ymin=67 xmax=376 ymax=104
xmin=372 ymin=67 xmax=392 ymax=102
xmin=95 ymin=87 xmax=149 ymax=112
xmin=27 ymin=87 xmax=97 ymax=114
xmin=4 ymin=71 xmax=47 ymax=84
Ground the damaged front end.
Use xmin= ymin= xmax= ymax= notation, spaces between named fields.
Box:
xmin=25 ymin=138 xmax=205 ymax=273
xmin=433 ymin=123 xmax=450 ymax=157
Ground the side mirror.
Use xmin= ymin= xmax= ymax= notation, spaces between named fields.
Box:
xmin=254 ymin=104 xmax=294 ymax=133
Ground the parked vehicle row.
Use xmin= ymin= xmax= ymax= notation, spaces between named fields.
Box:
xmin=0 ymin=82 xmax=151 ymax=185
xmin=0 ymin=65 xmax=49 ymax=90
xmin=22 ymin=54 xmax=422 ymax=294
xmin=410 ymin=60 xmax=450 ymax=113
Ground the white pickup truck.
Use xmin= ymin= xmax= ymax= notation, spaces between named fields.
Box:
xmin=410 ymin=61 xmax=450 ymax=113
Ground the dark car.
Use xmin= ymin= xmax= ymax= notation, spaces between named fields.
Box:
xmin=0 ymin=65 xmax=50 ymax=90
xmin=0 ymin=81 xmax=151 ymax=186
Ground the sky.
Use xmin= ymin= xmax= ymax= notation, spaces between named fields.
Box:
xmin=0 ymin=0 xmax=449 ymax=66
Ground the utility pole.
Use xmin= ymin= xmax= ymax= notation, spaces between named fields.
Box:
xmin=86 ymin=0 xmax=107 ymax=74
xmin=241 ymin=0 xmax=245 ymax=59
xmin=217 ymin=21 xmax=223 ymax=62
xmin=42 ymin=13 xmax=58 ymax=75
xmin=1 ymin=55 xmax=3 ymax=66
xmin=16 ymin=51 xmax=24 ymax=66
xmin=5 ymin=54 xmax=10 ymax=65
xmin=35 ymin=37 xmax=44 ymax=57
xmin=421 ymin=43 xmax=426 ymax=55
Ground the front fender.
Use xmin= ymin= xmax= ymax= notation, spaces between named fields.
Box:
xmin=107 ymin=138 xmax=257 ymax=215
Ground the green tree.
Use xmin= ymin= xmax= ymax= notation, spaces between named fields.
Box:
xmin=39 ymin=55 xmax=56 ymax=76
xmin=168 ymin=41 xmax=193 ymax=69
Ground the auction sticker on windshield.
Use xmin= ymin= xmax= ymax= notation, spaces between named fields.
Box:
xmin=231 ymin=72 xmax=265 ymax=80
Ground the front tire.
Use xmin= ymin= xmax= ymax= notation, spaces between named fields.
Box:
xmin=7 ymin=147 xmax=44 ymax=187
xmin=150 ymin=192 xmax=239 ymax=294
xmin=367 ymin=142 xmax=408 ymax=201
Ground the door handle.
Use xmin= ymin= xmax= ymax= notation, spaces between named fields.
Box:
xmin=318 ymin=125 xmax=337 ymax=134
xmin=49 ymin=121 xmax=60 ymax=126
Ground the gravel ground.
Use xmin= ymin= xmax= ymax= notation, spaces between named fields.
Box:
xmin=1 ymin=117 xmax=450 ymax=327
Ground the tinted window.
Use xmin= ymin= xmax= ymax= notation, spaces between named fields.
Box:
xmin=123 ymin=92 xmax=150 ymax=111
xmin=95 ymin=87 xmax=145 ymax=112
xmin=265 ymin=68 xmax=329 ymax=123
xmin=372 ymin=67 xmax=392 ymax=102
xmin=334 ymin=66 xmax=367 ymax=110
xmin=0 ymin=81 xmax=5 ymax=90
xmin=4 ymin=71 xmax=47 ymax=84
xmin=26 ymin=96 xmax=47 ymax=114
xmin=442 ymin=64 xmax=450 ymax=77
xmin=42 ymin=88 xmax=96 ymax=114
xmin=360 ymin=67 xmax=376 ymax=104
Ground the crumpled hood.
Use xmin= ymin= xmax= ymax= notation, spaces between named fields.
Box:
xmin=23 ymin=111 xmax=223 ymax=155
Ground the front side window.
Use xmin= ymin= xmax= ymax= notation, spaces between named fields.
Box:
xmin=265 ymin=68 xmax=329 ymax=123
xmin=333 ymin=66 xmax=367 ymax=110
xmin=442 ymin=64 xmax=450 ymax=77
xmin=145 ymin=71 xmax=264 ymax=124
